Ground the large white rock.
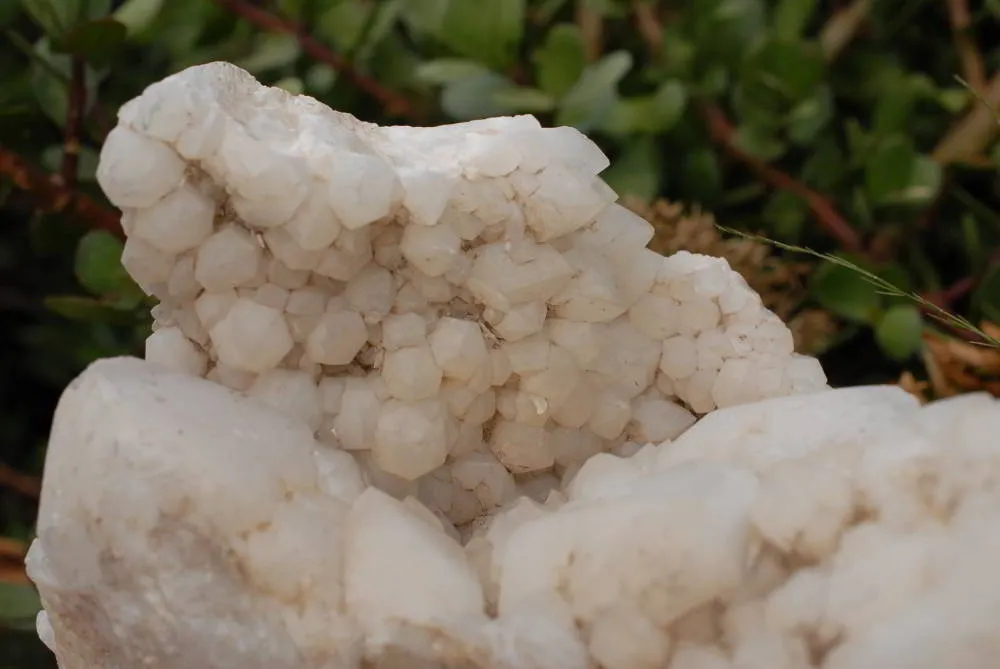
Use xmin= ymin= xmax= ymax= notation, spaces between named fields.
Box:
xmin=33 ymin=61 xmax=1000 ymax=669
xmin=28 ymin=356 xmax=1000 ymax=669
xmin=26 ymin=356 xmax=364 ymax=669
xmin=93 ymin=62 xmax=828 ymax=525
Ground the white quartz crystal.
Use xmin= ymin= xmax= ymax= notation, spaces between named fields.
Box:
xmin=95 ymin=61 xmax=828 ymax=499
xmin=29 ymin=356 xmax=1000 ymax=669
xmin=55 ymin=62 xmax=1000 ymax=669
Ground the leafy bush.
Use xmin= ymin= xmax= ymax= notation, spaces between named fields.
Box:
xmin=1 ymin=0 xmax=999 ymax=662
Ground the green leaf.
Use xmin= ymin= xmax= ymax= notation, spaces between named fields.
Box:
xmin=556 ymin=50 xmax=632 ymax=132
xmin=864 ymin=135 xmax=942 ymax=207
xmin=357 ymin=0 xmax=404 ymax=61
xmin=0 ymin=1 xmax=22 ymax=28
xmin=763 ymin=191 xmax=808 ymax=241
xmin=873 ymin=263 xmax=912 ymax=294
xmin=112 ymin=0 xmax=164 ymax=35
xmin=368 ymin=36 xmax=422 ymax=94
xmin=41 ymin=144 xmax=99 ymax=181
xmin=659 ymin=25 xmax=694 ymax=80
xmin=316 ymin=0 xmax=373 ymax=54
xmin=690 ymin=0 xmax=766 ymax=67
xmin=535 ymin=0 xmax=570 ymax=23
xmin=84 ymin=0 xmax=111 ymax=19
xmin=733 ymin=123 xmax=786 ymax=161
xmin=45 ymin=295 xmax=133 ymax=322
xmin=400 ymin=0 xmax=449 ymax=38
xmin=973 ymin=265 xmax=1000 ymax=323
xmin=810 ymin=260 xmax=882 ymax=323
xmin=20 ymin=0 xmax=109 ymax=37
xmin=603 ymin=85 xmax=686 ymax=136
xmin=30 ymin=38 xmax=71 ymax=126
xmin=415 ymin=58 xmax=488 ymax=85
xmin=875 ymin=304 xmax=923 ymax=360
xmin=491 ymin=87 xmax=555 ymax=113
xmin=787 ymin=86 xmax=833 ymax=144
xmin=234 ymin=33 xmax=300 ymax=74
xmin=534 ymin=23 xmax=586 ymax=99
xmin=274 ymin=76 xmax=305 ymax=94
xmin=872 ymin=77 xmax=917 ymax=136
xmin=737 ymin=38 xmax=825 ymax=120
xmin=651 ymin=80 xmax=688 ymax=132
xmin=74 ymin=230 xmax=132 ymax=297
xmin=55 ymin=17 xmax=128 ymax=68
xmin=695 ymin=65 xmax=729 ymax=97
xmin=603 ymin=138 xmax=661 ymax=201
xmin=681 ymin=148 xmax=722 ymax=206
xmin=20 ymin=0 xmax=76 ymax=37
xmin=0 ymin=582 xmax=41 ymax=631
xmin=305 ymin=63 xmax=337 ymax=93
xmin=772 ymin=0 xmax=817 ymax=39
xmin=441 ymin=71 xmax=516 ymax=120
xmin=580 ymin=0 xmax=625 ymax=16
xmin=603 ymin=97 xmax=653 ymax=136
xmin=439 ymin=0 xmax=525 ymax=69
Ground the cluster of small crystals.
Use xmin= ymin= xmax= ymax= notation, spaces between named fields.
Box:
xmin=97 ymin=63 xmax=826 ymax=529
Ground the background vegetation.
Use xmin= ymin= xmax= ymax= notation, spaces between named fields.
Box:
xmin=2 ymin=0 xmax=999 ymax=664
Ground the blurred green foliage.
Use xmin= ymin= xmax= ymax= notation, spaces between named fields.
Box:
xmin=1 ymin=0 xmax=999 ymax=663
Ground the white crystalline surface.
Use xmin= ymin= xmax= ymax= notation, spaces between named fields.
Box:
xmin=97 ymin=61 xmax=826 ymax=521
xmin=29 ymin=358 xmax=1000 ymax=669
xmin=33 ymin=63 xmax=1000 ymax=669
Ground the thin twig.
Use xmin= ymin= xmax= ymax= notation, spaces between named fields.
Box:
xmin=57 ymin=57 xmax=87 ymax=191
xmin=699 ymin=102 xmax=864 ymax=254
xmin=0 ymin=537 xmax=28 ymax=585
xmin=945 ymin=0 xmax=987 ymax=93
xmin=819 ymin=0 xmax=873 ymax=62
xmin=631 ymin=1 xmax=662 ymax=57
xmin=0 ymin=463 xmax=41 ymax=499
xmin=575 ymin=0 xmax=603 ymax=61
xmin=933 ymin=73 xmax=1000 ymax=164
xmin=0 ymin=148 xmax=121 ymax=235
xmin=211 ymin=0 xmax=419 ymax=120
xmin=0 ymin=537 xmax=26 ymax=560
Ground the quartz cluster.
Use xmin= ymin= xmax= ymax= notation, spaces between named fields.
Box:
xmin=94 ymin=62 xmax=826 ymax=532
xmin=29 ymin=358 xmax=1000 ymax=669
xmin=27 ymin=61 xmax=1000 ymax=669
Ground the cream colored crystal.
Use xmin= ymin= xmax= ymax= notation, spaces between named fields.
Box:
xmin=29 ymin=355 xmax=1000 ymax=669
xmin=209 ymin=298 xmax=293 ymax=373
xmin=46 ymin=61 xmax=971 ymax=669
xmin=130 ymin=182 xmax=216 ymax=254
xmin=305 ymin=309 xmax=367 ymax=365
xmin=102 ymin=63 xmax=831 ymax=491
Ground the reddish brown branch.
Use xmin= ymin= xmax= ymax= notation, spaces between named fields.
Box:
xmin=0 ymin=462 xmax=41 ymax=499
xmin=576 ymin=0 xmax=604 ymax=61
xmin=211 ymin=0 xmax=419 ymax=120
xmin=632 ymin=1 xmax=662 ymax=57
xmin=698 ymin=102 xmax=864 ymax=254
xmin=0 ymin=537 xmax=28 ymax=585
xmin=945 ymin=0 xmax=987 ymax=93
xmin=0 ymin=537 xmax=27 ymax=559
xmin=0 ymin=147 xmax=122 ymax=236
xmin=58 ymin=57 xmax=87 ymax=191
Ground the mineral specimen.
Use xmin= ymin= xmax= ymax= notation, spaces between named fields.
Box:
xmin=96 ymin=61 xmax=826 ymax=522
xmin=29 ymin=357 xmax=1000 ymax=669
xmin=37 ymin=62 xmax=1000 ymax=669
